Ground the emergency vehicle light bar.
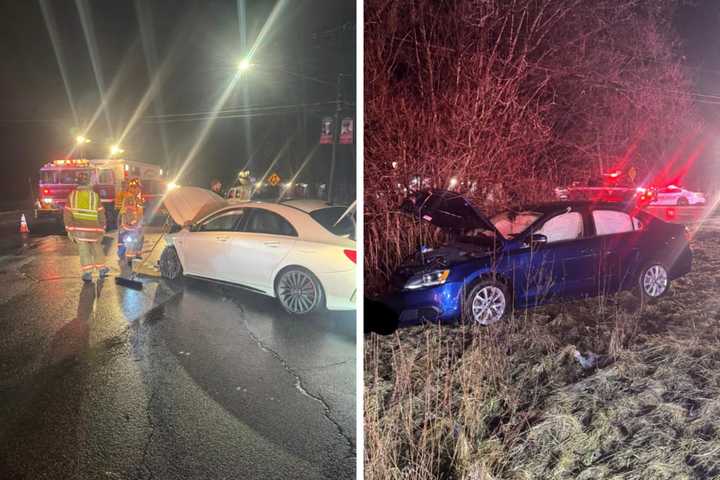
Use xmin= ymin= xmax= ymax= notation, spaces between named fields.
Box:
xmin=47 ymin=159 xmax=90 ymax=167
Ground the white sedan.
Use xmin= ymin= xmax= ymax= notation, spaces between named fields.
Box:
xmin=650 ymin=185 xmax=706 ymax=206
xmin=159 ymin=187 xmax=356 ymax=315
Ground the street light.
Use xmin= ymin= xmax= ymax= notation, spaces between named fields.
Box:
xmin=75 ymin=135 xmax=91 ymax=145
xmin=110 ymin=145 xmax=124 ymax=156
xmin=238 ymin=58 xmax=253 ymax=72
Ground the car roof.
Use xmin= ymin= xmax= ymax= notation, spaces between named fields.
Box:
xmin=226 ymin=199 xmax=346 ymax=213
xmin=279 ymin=199 xmax=347 ymax=213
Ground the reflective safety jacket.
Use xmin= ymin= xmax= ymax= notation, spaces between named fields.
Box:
xmin=118 ymin=190 xmax=144 ymax=230
xmin=63 ymin=185 xmax=106 ymax=242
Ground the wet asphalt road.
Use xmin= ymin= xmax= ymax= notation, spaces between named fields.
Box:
xmin=0 ymin=219 xmax=356 ymax=479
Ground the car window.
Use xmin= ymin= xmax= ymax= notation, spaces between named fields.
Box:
xmin=59 ymin=169 xmax=91 ymax=184
xmin=536 ymin=212 xmax=583 ymax=243
xmin=199 ymin=210 xmax=245 ymax=232
xmin=309 ymin=206 xmax=355 ymax=238
xmin=245 ymin=209 xmax=297 ymax=237
xmin=593 ymin=210 xmax=633 ymax=236
xmin=490 ymin=211 xmax=542 ymax=239
xmin=40 ymin=171 xmax=57 ymax=184
xmin=99 ymin=169 xmax=114 ymax=184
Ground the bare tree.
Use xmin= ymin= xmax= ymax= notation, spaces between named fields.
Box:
xmin=364 ymin=0 xmax=701 ymax=293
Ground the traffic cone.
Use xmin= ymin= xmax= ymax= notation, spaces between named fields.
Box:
xmin=19 ymin=214 xmax=29 ymax=233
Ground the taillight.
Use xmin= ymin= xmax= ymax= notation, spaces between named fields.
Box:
xmin=43 ymin=188 xmax=50 ymax=195
xmin=343 ymin=249 xmax=356 ymax=264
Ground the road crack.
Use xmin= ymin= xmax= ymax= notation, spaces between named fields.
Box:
xmin=135 ymin=384 xmax=158 ymax=480
xmin=242 ymin=317 xmax=356 ymax=454
xmin=296 ymin=359 xmax=353 ymax=371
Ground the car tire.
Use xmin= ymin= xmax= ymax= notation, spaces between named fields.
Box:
xmin=159 ymin=246 xmax=183 ymax=280
xmin=463 ymin=279 xmax=510 ymax=326
xmin=677 ymin=197 xmax=689 ymax=206
xmin=636 ymin=261 xmax=670 ymax=303
xmin=275 ymin=267 xmax=325 ymax=315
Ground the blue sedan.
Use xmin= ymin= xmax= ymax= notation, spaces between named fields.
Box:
xmin=382 ymin=190 xmax=692 ymax=326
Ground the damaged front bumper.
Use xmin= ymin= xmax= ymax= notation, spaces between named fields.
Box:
xmin=380 ymin=281 xmax=465 ymax=326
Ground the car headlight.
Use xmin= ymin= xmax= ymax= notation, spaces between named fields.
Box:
xmin=404 ymin=269 xmax=450 ymax=290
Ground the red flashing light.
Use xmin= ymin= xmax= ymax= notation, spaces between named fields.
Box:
xmin=43 ymin=188 xmax=49 ymax=195
xmin=343 ymin=249 xmax=356 ymax=264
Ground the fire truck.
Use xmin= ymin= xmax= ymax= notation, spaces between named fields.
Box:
xmin=35 ymin=158 xmax=166 ymax=227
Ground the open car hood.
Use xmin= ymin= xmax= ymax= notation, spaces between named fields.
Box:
xmin=163 ymin=187 xmax=227 ymax=225
xmin=400 ymin=189 xmax=503 ymax=241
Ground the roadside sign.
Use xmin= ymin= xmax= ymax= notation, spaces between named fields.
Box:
xmin=339 ymin=117 xmax=353 ymax=144
xmin=269 ymin=173 xmax=281 ymax=186
xmin=320 ymin=117 xmax=333 ymax=144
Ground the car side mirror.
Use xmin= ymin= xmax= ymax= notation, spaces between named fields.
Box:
xmin=526 ymin=233 xmax=548 ymax=248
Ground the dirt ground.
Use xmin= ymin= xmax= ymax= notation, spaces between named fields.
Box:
xmin=365 ymin=217 xmax=720 ymax=480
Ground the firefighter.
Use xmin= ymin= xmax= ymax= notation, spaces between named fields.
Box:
xmin=64 ymin=172 xmax=108 ymax=282
xmin=210 ymin=178 xmax=226 ymax=197
xmin=117 ymin=178 xmax=145 ymax=263
xmin=233 ymin=170 xmax=252 ymax=200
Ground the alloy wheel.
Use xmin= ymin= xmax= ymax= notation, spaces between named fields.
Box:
xmin=471 ymin=285 xmax=506 ymax=325
xmin=642 ymin=265 xmax=668 ymax=298
xmin=277 ymin=270 xmax=320 ymax=315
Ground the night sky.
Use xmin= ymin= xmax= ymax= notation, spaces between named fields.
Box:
xmin=0 ymin=0 xmax=355 ymax=204
xmin=3 ymin=1 xmax=720 ymax=205
xmin=675 ymin=0 xmax=720 ymax=189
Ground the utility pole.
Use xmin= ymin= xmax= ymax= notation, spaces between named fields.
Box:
xmin=328 ymin=73 xmax=342 ymax=204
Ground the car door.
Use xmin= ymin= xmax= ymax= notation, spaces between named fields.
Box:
xmin=514 ymin=210 xmax=598 ymax=306
xmin=225 ymin=208 xmax=298 ymax=292
xmin=655 ymin=186 xmax=679 ymax=205
xmin=591 ymin=209 xmax=642 ymax=294
xmin=176 ymin=208 xmax=247 ymax=279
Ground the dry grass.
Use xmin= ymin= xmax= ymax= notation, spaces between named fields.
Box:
xmin=365 ymin=225 xmax=720 ymax=479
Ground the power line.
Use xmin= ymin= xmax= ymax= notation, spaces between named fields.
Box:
xmin=143 ymin=101 xmax=336 ymax=120
xmin=145 ymin=107 xmax=344 ymax=124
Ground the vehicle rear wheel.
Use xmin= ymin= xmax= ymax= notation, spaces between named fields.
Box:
xmin=159 ymin=246 xmax=183 ymax=280
xmin=463 ymin=279 xmax=509 ymax=326
xmin=677 ymin=197 xmax=689 ymax=206
xmin=275 ymin=267 xmax=324 ymax=315
xmin=637 ymin=261 xmax=670 ymax=302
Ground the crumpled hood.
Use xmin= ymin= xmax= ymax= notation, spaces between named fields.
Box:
xmin=400 ymin=189 xmax=504 ymax=241
xmin=163 ymin=187 xmax=227 ymax=225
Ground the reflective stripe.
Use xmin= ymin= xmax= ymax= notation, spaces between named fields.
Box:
xmin=76 ymin=237 xmax=100 ymax=242
xmin=81 ymin=265 xmax=94 ymax=270
xmin=66 ymin=226 xmax=104 ymax=232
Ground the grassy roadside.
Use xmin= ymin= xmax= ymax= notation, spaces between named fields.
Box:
xmin=365 ymin=223 xmax=720 ymax=479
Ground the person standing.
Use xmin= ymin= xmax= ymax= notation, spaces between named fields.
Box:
xmin=64 ymin=172 xmax=108 ymax=282
xmin=118 ymin=178 xmax=145 ymax=263
xmin=210 ymin=178 xmax=225 ymax=197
